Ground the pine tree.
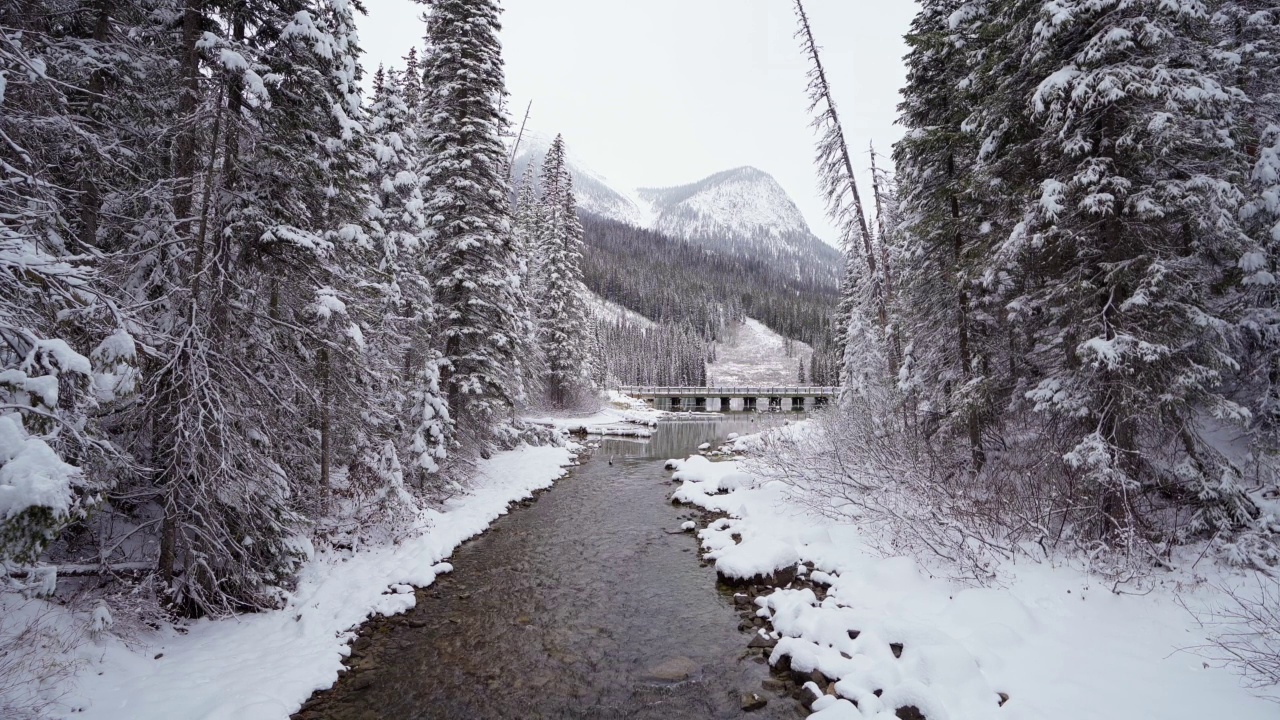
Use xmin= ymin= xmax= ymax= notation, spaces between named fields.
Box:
xmin=140 ymin=0 xmax=375 ymax=614
xmin=794 ymin=0 xmax=893 ymax=391
xmin=1219 ymin=3 xmax=1280 ymax=437
xmin=893 ymin=0 xmax=995 ymax=466
xmin=536 ymin=134 xmax=596 ymax=407
xmin=996 ymin=0 xmax=1258 ymax=537
xmin=511 ymin=162 xmax=548 ymax=399
xmin=402 ymin=46 xmax=423 ymax=111
xmin=417 ymin=0 xmax=528 ymax=440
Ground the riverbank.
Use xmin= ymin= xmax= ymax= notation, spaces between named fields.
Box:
xmin=669 ymin=429 xmax=1280 ymax=719
xmin=525 ymin=390 xmax=668 ymax=437
xmin=42 ymin=443 xmax=576 ymax=720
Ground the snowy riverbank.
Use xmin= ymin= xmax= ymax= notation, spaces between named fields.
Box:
xmin=669 ymin=429 xmax=1279 ymax=719
xmin=525 ymin=390 xmax=667 ymax=437
xmin=10 ymin=443 xmax=576 ymax=720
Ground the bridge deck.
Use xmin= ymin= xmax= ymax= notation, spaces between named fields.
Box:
xmin=618 ymin=386 xmax=839 ymax=397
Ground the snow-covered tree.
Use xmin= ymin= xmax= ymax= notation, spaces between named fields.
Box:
xmin=1218 ymin=3 xmax=1280 ymax=438
xmin=794 ymin=0 xmax=894 ymax=391
xmin=991 ymin=0 xmax=1258 ymax=537
xmin=417 ymin=0 xmax=529 ymax=441
xmin=535 ymin=135 xmax=596 ymax=407
xmin=892 ymin=0 xmax=996 ymax=466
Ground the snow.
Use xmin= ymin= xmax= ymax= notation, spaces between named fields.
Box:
xmin=583 ymin=291 xmax=654 ymax=329
xmin=47 ymin=443 xmax=575 ymax=720
xmin=669 ymin=426 xmax=1280 ymax=720
xmin=526 ymin=391 xmax=667 ymax=438
xmin=709 ymin=318 xmax=812 ymax=386
xmin=0 ymin=413 xmax=79 ymax=521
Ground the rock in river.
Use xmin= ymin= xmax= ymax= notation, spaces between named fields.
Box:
xmin=740 ymin=692 xmax=768 ymax=711
xmin=641 ymin=656 xmax=700 ymax=683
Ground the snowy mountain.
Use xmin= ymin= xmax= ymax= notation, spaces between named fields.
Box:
xmin=512 ymin=136 xmax=839 ymax=285
xmin=634 ymin=167 xmax=842 ymax=287
xmin=637 ymin=167 xmax=836 ymax=267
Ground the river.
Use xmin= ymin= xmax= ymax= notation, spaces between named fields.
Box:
xmin=294 ymin=415 xmax=804 ymax=720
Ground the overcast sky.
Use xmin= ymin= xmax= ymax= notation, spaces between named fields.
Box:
xmin=355 ymin=0 xmax=918 ymax=245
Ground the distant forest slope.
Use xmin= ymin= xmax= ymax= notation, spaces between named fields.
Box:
xmin=580 ymin=214 xmax=839 ymax=349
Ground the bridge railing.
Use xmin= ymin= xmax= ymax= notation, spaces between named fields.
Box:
xmin=617 ymin=386 xmax=840 ymax=396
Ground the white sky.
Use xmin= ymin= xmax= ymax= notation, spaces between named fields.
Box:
xmin=355 ymin=0 xmax=918 ymax=245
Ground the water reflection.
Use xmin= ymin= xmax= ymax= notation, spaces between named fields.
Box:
xmin=598 ymin=414 xmax=801 ymax=460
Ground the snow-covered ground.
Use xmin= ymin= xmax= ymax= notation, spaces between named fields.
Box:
xmin=710 ymin=318 xmax=812 ymax=386
xmin=668 ymin=430 xmax=1279 ymax=720
xmin=582 ymin=291 xmax=655 ymax=329
xmin=526 ymin=390 xmax=666 ymax=437
xmin=6 ymin=443 xmax=576 ymax=720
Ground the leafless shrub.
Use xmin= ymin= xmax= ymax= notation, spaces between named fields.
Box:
xmin=744 ymin=390 xmax=1181 ymax=587
xmin=0 ymin=598 xmax=83 ymax=719
xmin=1183 ymin=574 xmax=1280 ymax=699
xmin=744 ymin=395 xmax=1014 ymax=583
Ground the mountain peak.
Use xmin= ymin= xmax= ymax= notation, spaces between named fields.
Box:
xmin=637 ymin=166 xmax=814 ymax=246
xmin=509 ymin=137 xmax=838 ymax=278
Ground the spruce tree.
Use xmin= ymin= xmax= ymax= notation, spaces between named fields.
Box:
xmin=536 ymin=135 xmax=596 ymax=407
xmin=417 ymin=0 xmax=528 ymax=439
xmin=1220 ymin=3 xmax=1280 ymax=437
xmin=1001 ymin=0 xmax=1257 ymax=537
xmin=893 ymin=0 xmax=994 ymax=465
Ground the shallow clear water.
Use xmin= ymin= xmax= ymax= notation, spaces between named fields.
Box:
xmin=297 ymin=416 xmax=803 ymax=720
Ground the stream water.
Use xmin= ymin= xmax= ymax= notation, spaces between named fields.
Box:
xmin=295 ymin=415 xmax=803 ymax=720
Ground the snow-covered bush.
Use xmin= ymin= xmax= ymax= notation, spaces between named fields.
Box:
xmin=0 ymin=338 xmax=96 ymax=566
xmin=750 ymin=386 xmax=1268 ymax=585
xmin=0 ymin=413 xmax=82 ymax=564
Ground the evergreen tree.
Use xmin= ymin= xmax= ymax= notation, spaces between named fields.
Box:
xmin=794 ymin=0 xmax=893 ymax=391
xmin=893 ymin=0 xmax=998 ymax=466
xmin=536 ymin=135 xmax=596 ymax=407
xmin=510 ymin=162 xmax=548 ymax=399
xmin=417 ymin=0 xmax=528 ymax=441
xmin=1220 ymin=3 xmax=1280 ymax=438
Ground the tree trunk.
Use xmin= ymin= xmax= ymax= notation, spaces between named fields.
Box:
xmin=77 ymin=0 xmax=113 ymax=251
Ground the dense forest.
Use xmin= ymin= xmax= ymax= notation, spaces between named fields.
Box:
xmin=580 ymin=215 xmax=839 ymax=349
xmin=593 ymin=319 xmax=711 ymax=388
xmin=793 ymin=0 xmax=1280 ymax=574
xmin=0 ymin=0 xmax=597 ymax=618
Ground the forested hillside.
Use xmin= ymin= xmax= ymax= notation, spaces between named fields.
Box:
xmin=580 ymin=215 xmax=839 ymax=349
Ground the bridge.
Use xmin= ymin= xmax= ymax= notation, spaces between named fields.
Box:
xmin=618 ymin=386 xmax=839 ymax=412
